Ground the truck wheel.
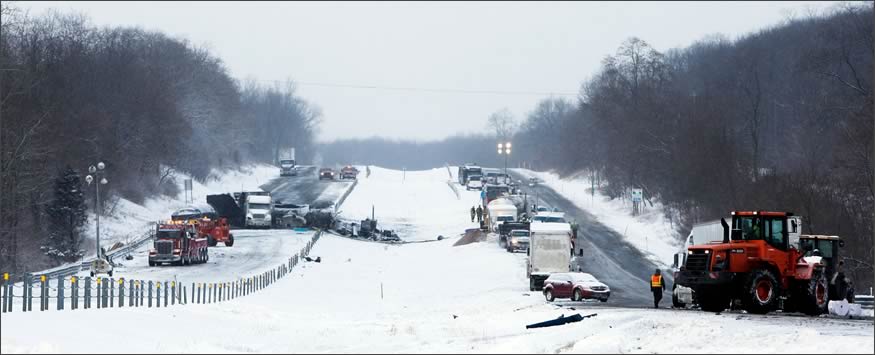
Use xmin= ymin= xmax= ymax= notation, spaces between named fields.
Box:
xmin=529 ymin=278 xmax=536 ymax=292
xmin=743 ymin=269 xmax=780 ymax=314
xmin=226 ymin=235 xmax=234 ymax=247
xmin=573 ymin=289 xmax=582 ymax=302
xmin=544 ymin=289 xmax=555 ymax=302
xmin=149 ymin=261 xmax=155 ymax=267
xmin=798 ymin=267 xmax=829 ymax=316
xmin=208 ymin=237 xmax=217 ymax=247
xmin=698 ymin=289 xmax=728 ymax=313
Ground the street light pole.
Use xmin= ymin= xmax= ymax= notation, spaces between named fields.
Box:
xmin=86 ymin=162 xmax=108 ymax=259
xmin=497 ymin=141 xmax=511 ymax=183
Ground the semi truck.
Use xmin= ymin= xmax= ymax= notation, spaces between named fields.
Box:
xmin=458 ymin=164 xmax=482 ymax=185
xmin=149 ymin=220 xmax=209 ymax=266
xmin=527 ymin=222 xmax=573 ymax=291
xmin=206 ymin=191 xmax=273 ymax=229
xmin=279 ymin=148 xmax=297 ymax=176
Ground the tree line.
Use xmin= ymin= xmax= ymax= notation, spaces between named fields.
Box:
xmin=0 ymin=6 xmax=320 ymax=273
xmin=514 ymin=3 xmax=873 ymax=287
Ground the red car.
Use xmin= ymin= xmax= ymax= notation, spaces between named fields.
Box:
xmin=542 ymin=272 xmax=611 ymax=302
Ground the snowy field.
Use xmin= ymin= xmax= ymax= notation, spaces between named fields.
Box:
xmin=339 ymin=166 xmax=482 ymax=241
xmin=513 ymin=169 xmax=680 ymax=268
xmin=3 ymin=166 xmax=871 ymax=354
xmin=2 ymin=233 xmax=871 ymax=354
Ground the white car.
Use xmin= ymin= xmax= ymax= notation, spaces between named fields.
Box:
xmin=466 ymin=175 xmax=483 ymax=190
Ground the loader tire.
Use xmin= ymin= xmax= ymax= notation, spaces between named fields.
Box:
xmin=743 ymin=269 xmax=780 ymax=314
xmin=798 ymin=267 xmax=829 ymax=316
xmin=208 ymin=237 xmax=218 ymax=247
xmin=697 ymin=288 xmax=728 ymax=313
xmin=225 ymin=235 xmax=234 ymax=247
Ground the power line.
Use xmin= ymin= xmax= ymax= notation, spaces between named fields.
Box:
xmin=250 ymin=78 xmax=579 ymax=97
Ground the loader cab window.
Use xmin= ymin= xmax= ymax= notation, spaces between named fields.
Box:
xmin=766 ymin=218 xmax=787 ymax=250
xmin=734 ymin=216 xmax=762 ymax=241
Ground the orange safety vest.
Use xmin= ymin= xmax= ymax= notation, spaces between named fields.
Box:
xmin=651 ymin=274 xmax=663 ymax=288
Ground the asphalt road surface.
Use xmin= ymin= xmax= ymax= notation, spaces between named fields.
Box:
xmin=510 ymin=170 xmax=672 ymax=307
xmin=261 ymin=166 xmax=350 ymax=209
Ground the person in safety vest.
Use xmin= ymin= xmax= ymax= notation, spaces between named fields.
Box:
xmin=650 ymin=268 xmax=665 ymax=308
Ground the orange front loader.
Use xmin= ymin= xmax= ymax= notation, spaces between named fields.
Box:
xmin=676 ymin=211 xmax=831 ymax=315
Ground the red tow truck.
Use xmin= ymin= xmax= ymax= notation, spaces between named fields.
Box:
xmin=149 ymin=220 xmax=209 ymax=266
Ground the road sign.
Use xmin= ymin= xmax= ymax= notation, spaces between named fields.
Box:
xmin=631 ymin=188 xmax=643 ymax=203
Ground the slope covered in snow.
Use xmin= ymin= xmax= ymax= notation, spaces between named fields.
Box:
xmin=339 ymin=166 xmax=482 ymax=241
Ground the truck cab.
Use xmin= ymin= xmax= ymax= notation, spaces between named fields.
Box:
xmin=149 ymin=221 xmax=208 ymax=266
xmin=671 ymin=219 xmax=729 ymax=307
xmin=279 ymin=159 xmax=297 ymax=176
xmin=238 ymin=192 xmax=272 ymax=229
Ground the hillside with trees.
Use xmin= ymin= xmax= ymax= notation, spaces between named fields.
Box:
xmin=0 ymin=5 xmax=320 ymax=273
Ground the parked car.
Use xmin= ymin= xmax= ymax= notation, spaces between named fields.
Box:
xmin=319 ymin=168 xmax=335 ymax=180
xmin=506 ymin=229 xmax=530 ymax=252
xmin=466 ymin=175 xmax=483 ymax=190
xmin=543 ymin=272 xmax=610 ymax=302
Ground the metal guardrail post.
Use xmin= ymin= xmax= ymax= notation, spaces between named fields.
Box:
xmin=183 ymin=285 xmax=187 ymax=305
xmin=164 ymin=281 xmax=169 ymax=307
xmin=57 ymin=275 xmax=64 ymax=310
xmin=84 ymin=277 xmax=91 ymax=309
xmin=171 ymin=282 xmax=176 ymax=306
xmin=148 ymin=281 xmax=153 ymax=308
xmin=2 ymin=273 xmax=7 ymax=313
xmin=24 ymin=274 xmax=32 ymax=312
xmin=157 ymin=282 xmax=162 ymax=308
xmin=119 ymin=279 xmax=124 ymax=308
xmin=39 ymin=275 xmax=46 ymax=311
xmin=97 ymin=278 xmax=102 ymax=309
xmin=71 ymin=276 xmax=78 ymax=310
xmin=197 ymin=284 xmax=201 ymax=304
xmin=110 ymin=278 xmax=115 ymax=308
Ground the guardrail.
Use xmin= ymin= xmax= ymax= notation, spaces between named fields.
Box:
xmin=334 ymin=178 xmax=359 ymax=215
xmin=23 ymin=226 xmax=156 ymax=284
xmin=856 ymin=295 xmax=873 ymax=309
xmin=0 ymin=231 xmax=322 ymax=314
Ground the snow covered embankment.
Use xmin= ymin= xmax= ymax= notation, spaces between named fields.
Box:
xmin=514 ymin=169 xmax=680 ymax=268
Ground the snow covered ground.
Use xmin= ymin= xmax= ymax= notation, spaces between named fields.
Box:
xmin=4 ymin=166 xmax=871 ymax=354
xmin=514 ymin=169 xmax=680 ymax=268
xmin=339 ymin=166 xmax=482 ymax=241
xmin=2 ymin=233 xmax=871 ymax=354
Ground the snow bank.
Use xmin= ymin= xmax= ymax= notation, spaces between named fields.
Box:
xmin=514 ymin=169 xmax=680 ymax=267
xmin=339 ymin=166 xmax=482 ymax=241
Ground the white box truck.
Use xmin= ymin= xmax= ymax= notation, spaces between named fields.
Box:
xmin=671 ymin=219 xmax=727 ymax=307
xmin=487 ymin=198 xmax=517 ymax=233
xmin=527 ymin=222 xmax=573 ymax=291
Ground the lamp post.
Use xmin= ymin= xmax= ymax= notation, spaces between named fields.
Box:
xmin=497 ymin=142 xmax=511 ymax=182
xmin=85 ymin=162 xmax=108 ymax=259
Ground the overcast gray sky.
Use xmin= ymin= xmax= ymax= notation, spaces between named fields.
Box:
xmin=20 ymin=1 xmax=834 ymax=142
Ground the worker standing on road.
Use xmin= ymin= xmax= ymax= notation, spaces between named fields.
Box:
xmin=650 ymin=268 xmax=665 ymax=309
xmin=470 ymin=206 xmax=476 ymax=222
xmin=476 ymin=205 xmax=483 ymax=223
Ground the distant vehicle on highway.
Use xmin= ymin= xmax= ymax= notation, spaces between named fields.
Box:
xmin=319 ymin=168 xmax=336 ymax=181
xmin=465 ymin=174 xmax=483 ymax=190
xmin=340 ymin=165 xmax=359 ymax=180
xmin=506 ymin=229 xmax=530 ymax=253
xmin=532 ymin=212 xmax=566 ymax=223
xmin=543 ymin=272 xmax=610 ymax=302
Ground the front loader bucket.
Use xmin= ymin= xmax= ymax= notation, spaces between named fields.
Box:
xmin=207 ymin=194 xmax=245 ymax=228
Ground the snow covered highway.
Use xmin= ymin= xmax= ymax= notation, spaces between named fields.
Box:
xmin=1 ymin=166 xmax=872 ymax=353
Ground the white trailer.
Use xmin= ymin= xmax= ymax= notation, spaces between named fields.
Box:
xmin=671 ymin=219 xmax=727 ymax=307
xmin=527 ymin=222 xmax=573 ymax=291
xmin=487 ymin=198 xmax=517 ymax=233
